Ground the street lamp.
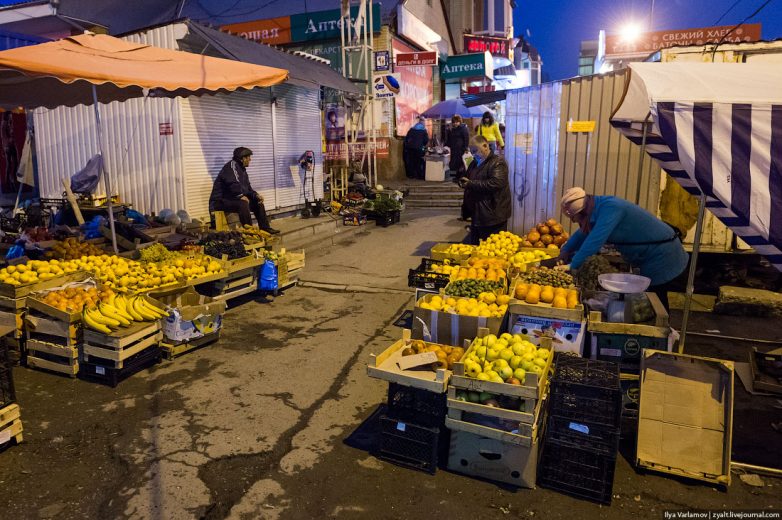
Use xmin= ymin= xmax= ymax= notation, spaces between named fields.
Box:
xmin=619 ymin=22 xmax=643 ymax=43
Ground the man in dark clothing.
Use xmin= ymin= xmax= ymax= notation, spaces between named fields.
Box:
xmin=446 ymin=115 xmax=469 ymax=178
xmin=209 ymin=147 xmax=280 ymax=233
xmin=403 ymin=116 xmax=429 ymax=179
xmin=458 ymin=136 xmax=512 ymax=245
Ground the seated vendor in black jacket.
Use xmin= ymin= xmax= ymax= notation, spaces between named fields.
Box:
xmin=209 ymin=147 xmax=279 ymax=234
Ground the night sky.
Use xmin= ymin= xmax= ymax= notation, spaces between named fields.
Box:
xmin=515 ymin=0 xmax=782 ymax=80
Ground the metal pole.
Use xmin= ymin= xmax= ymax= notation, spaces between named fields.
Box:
xmin=679 ymin=191 xmax=707 ymax=353
xmin=635 ymin=112 xmax=651 ymax=206
xmin=91 ymin=84 xmax=118 ymax=254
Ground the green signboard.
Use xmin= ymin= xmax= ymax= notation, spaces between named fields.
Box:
xmin=290 ymin=4 xmax=381 ymax=43
xmin=439 ymin=52 xmax=493 ymax=81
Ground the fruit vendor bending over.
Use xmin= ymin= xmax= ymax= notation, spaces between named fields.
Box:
xmin=558 ymin=187 xmax=688 ymax=309
xmin=209 ymin=147 xmax=280 ymax=234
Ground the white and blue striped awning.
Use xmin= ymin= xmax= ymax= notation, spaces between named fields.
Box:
xmin=611 ymin=63 xmax=782 ymax=271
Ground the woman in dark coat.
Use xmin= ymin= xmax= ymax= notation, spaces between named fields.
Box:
xmin=445 ymin=115 xmax=470 ymax=178
xmin=403 ymin=116 xmax=429 ymax=179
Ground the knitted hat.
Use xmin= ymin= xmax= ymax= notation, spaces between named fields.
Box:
xmin=233 ymin=147 xmax=253 ymax=160
xmin=561 ymin=187 xmax=587 ymax=215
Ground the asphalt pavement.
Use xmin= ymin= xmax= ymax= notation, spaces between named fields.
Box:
xmin=0 ymin=210 xmax=780 ymax=520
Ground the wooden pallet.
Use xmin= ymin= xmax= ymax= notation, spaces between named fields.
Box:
xmin=0 ymin=403 xmax=23 ymax=446
xmin=161 ymin=330 xmax=221 ymax=360
xmin=83 ymin=321 xmax=162 ymax=369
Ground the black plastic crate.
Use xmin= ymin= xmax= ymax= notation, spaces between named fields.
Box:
xmin=545 ymin=415 xmax=620 ymax=456
xmin=418 ymin=258 xmax=449 ymax=271
xmin=79 ymin=345 xmax=161 ymax=387
xmin=407 ymin=269 xmax=450 ymax=290
xmin=0 ymin=344 xmax=16 ymax=409
xmin=378 ymin=413 xmax=445 ymax=474
xmin=538 ymin=438 xmax=617 ymax=505
xmin=386 ymin=382 xmax=447 ymax=428
xmin=391 ymin=210 xmax=401 ymax=224
xmin=552 ymin=353 xmax=621 ymax=388
xmin=374 ymin=214 xmax=395 ymax=227
xmin=548 ymin=387 xmax=622 ymax=428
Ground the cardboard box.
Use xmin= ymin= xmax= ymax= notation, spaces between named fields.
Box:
xmin=637 ymin=351 xmax=734 ymax=486
xmin=366 ymin=329 xmax=451 ymax=393
xmin=446 ymin=429 xmax=539 ymax=488
xmin=155 ymin=288 xmax=226 ymax=343
xmin=509 ymin=313 xmax=585 ymax=355
xmin=412 ymin=294 xmax=504 ymax=347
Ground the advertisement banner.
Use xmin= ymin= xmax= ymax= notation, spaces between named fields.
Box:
xmin=372 ymin=74 xmax=401 ymax=99
xmin=392 ymin=39 xmax=433 ymax=137
xmin=324 ymin=138 xmax=390 ymax=161
xmin=290 ymin=4 xmax=381 ymax=43
xmin=324 ymin=103 xmax=346 ymax=141
xmin=222 ymin=16 xmax=292 ymax=45
xmin=463 ymin=34 xmax=511 ymax=59
xmin=604 ymin=23 xmax=762 ymax=57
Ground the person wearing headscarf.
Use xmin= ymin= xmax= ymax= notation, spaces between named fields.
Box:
xmin=403 ymin=116 xmax=429 ymax=179
xmin=476 ymin=111 xmax=504 ymax=153
xmin=559 ymin=187 xmax=688 ymax=309
xmin=209 ymin=147 xmax=280 ymax=233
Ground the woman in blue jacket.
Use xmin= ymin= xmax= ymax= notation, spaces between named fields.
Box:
xmin=559 ymin=187 xmax=689 ymax=309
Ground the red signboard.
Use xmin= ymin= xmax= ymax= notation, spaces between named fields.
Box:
xmin=605 ymin=23 xmax=762 ymax=57
xmin=324 ymin=138 xmax=390 ymax=161
xmin=392 ymin=39 xmax=433 ymax=136
xmin=395 ymin=51 xmax=438 ymax=67
xmin=222 ymin=16 xmax=293 ymax=46
xmin=463 ymin=34 xmax=511 ymax=59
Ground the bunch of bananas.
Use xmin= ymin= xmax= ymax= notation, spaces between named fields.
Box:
xmin=82 ymin=293 xmax=168 ymax=334
xmin=240 ymin=225 xmax=271 ymax=242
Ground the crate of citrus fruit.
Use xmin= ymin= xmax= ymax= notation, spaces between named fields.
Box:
xmin=413 ymin=292 xmax=509 ymax=348
xmin=430 ymin=243 xmax=474 ymax=262
xmin=510 ymin=281 xmax=583 ymax=322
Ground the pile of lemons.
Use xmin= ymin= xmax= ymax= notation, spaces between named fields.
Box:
xmin=509 ymin=249 xmax=553 ymax=268
xmin=474 ymin=231 xmax=524 ymax=259
xmin=418 ymin=293 xmax=510 ymax=318
xmin=442 ymin=243 xmax=474 ymax=256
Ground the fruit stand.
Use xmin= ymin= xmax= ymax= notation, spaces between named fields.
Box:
xmin=368 ymin=220 xmax=738 ymax=503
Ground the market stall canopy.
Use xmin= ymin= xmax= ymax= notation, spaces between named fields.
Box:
xmin=0 ymin=32 xmax=289 ymax=109
xmin=185 ymin=21 xmax=360 ymax=95
xmin=611 ymin=62 xmax=782 ymax=271
xmin=422 ymin=98 xmax=491 ymax=119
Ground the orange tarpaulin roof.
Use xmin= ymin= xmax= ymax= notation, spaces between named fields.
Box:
xmin=0 ymin=33 xmax=289 ymax=109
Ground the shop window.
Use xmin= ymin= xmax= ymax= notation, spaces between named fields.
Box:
xmin=494 ymin=0 xmax=505 ymax=35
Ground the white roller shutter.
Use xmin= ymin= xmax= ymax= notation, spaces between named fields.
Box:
xmin=271 ymin=84 xmax=324 ymax=209
xmin=180 ymin=89 xmax=276 ymax=220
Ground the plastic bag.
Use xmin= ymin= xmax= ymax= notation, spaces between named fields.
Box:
xmin=82 ymin=215 xmax=107 ymax=239
xmin=258 ymin=259 xmax=278 ymax=291
xmin=5 ymin=244 xmax=25 ymax=260
xmin=71 ymin=155 xmax=103 ymax=194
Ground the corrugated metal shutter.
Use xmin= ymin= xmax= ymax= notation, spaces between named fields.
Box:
xmin=179 ymin=89 xmax=276 ymax=220
xmin=33 ymin=96 xmax=186 ymax=215
xmin=271 ymin=84 xmax=324 ymax=209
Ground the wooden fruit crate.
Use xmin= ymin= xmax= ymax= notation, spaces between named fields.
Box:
xmin=450 ymin=329 xmax=553 ymax=401
xmin=212 ymin=267 xmax=259 ymax=301
xmin=508 ymin=299 xmax=585 ymax=322
xmin=444 ymin=397 xmax=545 ymax=447
xmin=0 ymin=270 xmax=90 ymax=300
xmin=83 ymin=321 xmax=163 ymax=369
xmin=0 ymin=403 xmax=23 ymax=447
xmin=161 ymin=330 xmax=220 ymax=360
xmin=366 ymin=329 xmax=451 ymax=393
xmin=221 ymin=254 xmax=264 ymax=275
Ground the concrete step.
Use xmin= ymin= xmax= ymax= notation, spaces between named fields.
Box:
xmin=404 ymin=185 xmax=461 ymax=193
xmin=405 ymin=195 xmax=464 ymax=202
xmin=405 ymin=189 xmax=463 ymax=197
xmin=405 ymin=200 xmax=462 ymax=208
xmin=281 ymin=219 xmax=367 ymax=253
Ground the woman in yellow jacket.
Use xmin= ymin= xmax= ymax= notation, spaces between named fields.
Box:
xmin=476 ymin=111 xmax=504 ymax=153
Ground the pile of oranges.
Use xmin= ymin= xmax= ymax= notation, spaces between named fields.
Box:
xmin=39 ymin=286 xmax=115 ymax=313
xmin=514 ymin=283 xmax=579 ymax=309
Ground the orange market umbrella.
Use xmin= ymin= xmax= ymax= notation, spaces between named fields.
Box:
xmin=0 ymin=33 xmax=289 ymax=251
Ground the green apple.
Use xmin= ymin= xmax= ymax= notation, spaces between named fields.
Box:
xmin=496 ymin=338 xmax=509 ymax=348
xmin=486 ymin=348 xmax=500 ymax=361
xmin=513 ymin=367 xmax=526 ymax=383
xmin=535 ymin=348 xmax=550 ymax=360
xmin=476 ymin=372 xmax=491 ymax=381
xmin=484 ymin=334 xmax=497 ymax=347
xmin=467 ymin=391 xmax=481 ymax=403
xmin=483 ymin=361 xmax=493 ymax=372
xmin=490 ymin=375 xmax=505 ymax=384
xmin=479 ymin=391 xmax=495 ymax=403
xmin=524 ymin=344 xmax=537 ymax=355
xmin=533 ymin=357 xmax=547 ymax=368
xmin=465 ymin=361 xmax=481 ymax=378
xmin=455 ymin=391 xmax=467 ymax=401
xmin=492 ymin=359 xmax=509 ymax=370
xmin=522 ymin=352 xmax=535 ymax=363
xmin=472 ymin=337 xmax=484 ymax=347
xmin=500 ymin=333 xmax=513 ymax=342
xmin=498 ymin=365 xmax=514 ymax=381
xmin=485 ymin=370 xmax=500 ymax=380
xmin=475 ymin=346 xmax=488 ymax=359
xmin=521 ymin=360 xmax=535 ymax=371
xmin=512 ymin=334 xmax=525 ymax=344
xmin=500 ymin=348 xmax=514 ymax=362
xmin=512 ymin=343 xmax=525 ymax=356
xmin=509 ymin=355 xmax=523 ymax=370
xmin=529 ymin=364 xmax=543 ymax=375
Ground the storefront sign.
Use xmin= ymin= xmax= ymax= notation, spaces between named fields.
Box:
xmin=566 ymin=120 xmax=596 ymax=133
xmin=374 ymin=50 xmax=390 ymax=72
xmin=290 ymin=3 xmax=381 ymax=43
xmin=604 ymin=23 xmax=762 ymax=57
xmin=392 ymin=39 xmax=433 ymax=136
xmin=222 ymin=16 xmax=292 ymax=45
xmin=373 ymin=74 xmax=401 ymax=99
xmin=396 ymin=51 xmax=438 ymax=67
xmin=324 ymin=138 xmax=390 ymax=160
xmin=464 ymin=34 xmax=511 ymax=59
xmin=439 ymin=52 xmax=493 ymax=80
